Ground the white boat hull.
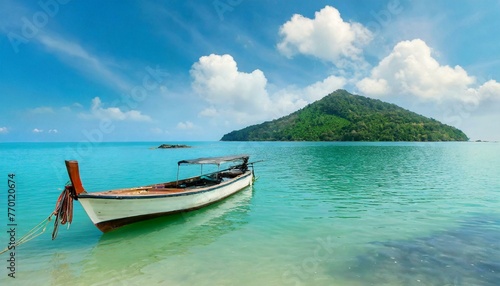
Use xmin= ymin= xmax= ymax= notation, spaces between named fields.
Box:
xmin=77 ymin=171 xmax=253 ymax=232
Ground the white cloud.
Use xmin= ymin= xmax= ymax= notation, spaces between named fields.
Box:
xmin=357 ymin=39 xmax=477 ymax=103
xmin=190 ymin=54 xmax=272 ymax=123
xmin=356 ymin=78 xmax=389 ymax=96
xmin=303 ymin=75 xmax=347 ymax=101
xmin=190 ymin=54 xmax=346 ymax=125
xmin=177 ymin=121 xmax=194 ymax=130
xmin=199 ymin=107 xmax=219 ymax=117
xmin=151 ymin=127 xmax=169 ymax=135
xmin=0 ymin=127 xmax=8 ymax=134
xmin=357 ymin=39 xmax=500 ymax=106
xmin=30 ymin=106 xmax=54 ymax=114
xmin=476 ymin=80 xmax=500 ymax=103
xmin=277 ymin=6 xmax=372 ymax=64
xmin=269 ymin=90 xmax=309 ymax=118
xmin=30 ymin=128 xmax=58 ymax=134
xmin=80 ymin=97 xmax=152 ymax=122
xmin=61 ymin=103 xmax=84 ymax=112
xmin=191 ymin=54 xmax=271 ymax=110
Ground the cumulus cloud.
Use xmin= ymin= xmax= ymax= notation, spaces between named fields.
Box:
xmin=357 ymin=39 xmax=477 ymax=103
xmin=80 ymin=97 xmax=152 ymax=122
xmin=33 ymin=128 xmax=43 ymax=133
xmin=277 ymin=6 xmax=372 ymax=64
xmin=0 ymin=127 xmax=8 ymax=134
xmin=475 ymin=80 xmax=500 ymax=103
xmin=48 ymin=129 xmax=58 ymax=133
xmin=191 ymin=54 xmax=272 ymax=112
xmin=303 ymin=75 xmax=347 ymax=101
xmin=190 ymin=54 xmax=346 ymax=124
xmin=357 ymin=39 xmax=500 ymax=106
xmin=190 ymin=54 xmax=273 ymax=123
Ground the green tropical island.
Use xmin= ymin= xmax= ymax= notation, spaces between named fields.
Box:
xmin=221 ymin=90 xmax=469 ymax=141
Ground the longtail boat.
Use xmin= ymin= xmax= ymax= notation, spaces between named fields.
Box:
xmin=59 ymin=155 xmax=255 ymax=233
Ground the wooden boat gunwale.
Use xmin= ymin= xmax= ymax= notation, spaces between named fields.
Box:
xmin=76 ymin=170 xmax=253 ymax=200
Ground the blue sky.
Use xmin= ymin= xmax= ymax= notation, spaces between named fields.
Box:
xmin=1 ymin=0 xmax=499 ymax=142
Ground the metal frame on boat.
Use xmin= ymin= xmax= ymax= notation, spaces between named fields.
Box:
xmin=62 ymin=155 xmax=255 ymax=233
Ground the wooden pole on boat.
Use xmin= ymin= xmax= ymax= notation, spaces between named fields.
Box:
xmin=65 ymin=160 xmax=86 ymax=195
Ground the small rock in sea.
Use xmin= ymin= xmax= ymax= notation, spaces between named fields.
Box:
xmin=157 ymin=144 xmax=191 ymax=149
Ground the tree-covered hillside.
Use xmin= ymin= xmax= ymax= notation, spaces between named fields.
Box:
xmin=220 ymin=90 xmax=469 ymax=141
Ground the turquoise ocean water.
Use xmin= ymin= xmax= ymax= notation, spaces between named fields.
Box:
xmin=0 ymin=141 xmax=499 ymax=285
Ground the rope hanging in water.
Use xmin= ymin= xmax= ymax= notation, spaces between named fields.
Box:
xmin=51 ymin=185 xmax=75 ymax=240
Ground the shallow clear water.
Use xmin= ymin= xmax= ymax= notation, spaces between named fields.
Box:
xmin=0 ymin=142 xmax=499 ymax=285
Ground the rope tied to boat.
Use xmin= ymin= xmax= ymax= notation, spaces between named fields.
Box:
xmin=0 ymin=215 xmax=52 ymax=255
xmin=0 ymin=184 xmax=76 ymax=255
xmin=51 ymin=185 xmax=75 ymax=240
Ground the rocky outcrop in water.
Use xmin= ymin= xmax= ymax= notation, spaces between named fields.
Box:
xmin=157 ymin=144 xmax=191 ymax=149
